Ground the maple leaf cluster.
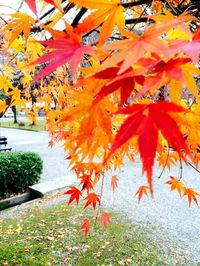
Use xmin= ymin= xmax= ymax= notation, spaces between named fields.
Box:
xmin=0 ymin=0 xmax=200 ymax=235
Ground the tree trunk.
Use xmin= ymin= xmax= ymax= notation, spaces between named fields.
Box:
xmin=12 ymin=106 xmax=18 ymax=124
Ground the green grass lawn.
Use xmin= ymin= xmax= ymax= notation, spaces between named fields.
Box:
xmin=0 ymin=120 xmax=46 ymax=132
xmin=0 ymin=201 xmax=192 ymax=266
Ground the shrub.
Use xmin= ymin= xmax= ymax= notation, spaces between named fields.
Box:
xmin=0 ymin=152 xmax=43 ymax=197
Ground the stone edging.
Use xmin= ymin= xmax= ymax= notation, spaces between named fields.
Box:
xmin=0 ymin=175 xmax=77 ymax=211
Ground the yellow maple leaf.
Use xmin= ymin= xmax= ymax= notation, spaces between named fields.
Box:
xmin=26 ymin=37 xmax=44 ymax=61
xmin=0 ymin=75 xmax=14 ymax=94
xmin=10 ymin=36 xmax=25 ymax=54
xmin=0 ymin=100 xmax=7 ymax=114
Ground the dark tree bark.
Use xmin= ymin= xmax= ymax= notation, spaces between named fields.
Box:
xmin=11 ymin=106 xmax=18 ymax=123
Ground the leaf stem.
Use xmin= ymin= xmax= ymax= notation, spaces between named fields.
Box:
xmin=94 ymin=174 xmax=105 ymax=226
xmin=179 ymin=157 xmax=183 ymax=180
xmin=158 ymin=146 xmax=170 ymax=179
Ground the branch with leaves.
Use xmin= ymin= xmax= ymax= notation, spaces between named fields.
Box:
xmin=0 ymin=0 xmax=200 ymax=236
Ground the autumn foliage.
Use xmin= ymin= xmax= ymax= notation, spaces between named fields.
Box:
xmin=0 ymin=0 xmax=200 ymax=235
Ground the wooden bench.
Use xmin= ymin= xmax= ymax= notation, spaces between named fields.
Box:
xmin=0 ymin=136 xmax=12 ymax=152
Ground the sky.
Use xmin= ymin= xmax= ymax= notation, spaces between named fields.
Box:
xmin=0 ymin=0 xmax=77 ymax=27
xmin=0 ymin=1 xmax=30 ymax=14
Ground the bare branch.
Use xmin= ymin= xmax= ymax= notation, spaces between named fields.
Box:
xmin=71 ymin=7 xmax=88 ymax=28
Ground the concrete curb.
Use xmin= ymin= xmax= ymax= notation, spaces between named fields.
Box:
xmin=29 ymin=175 xmax=77 ymax=197
xmin=0 ymin=192 xmax=34 ymax=211
xmin=0 ymin=175 xmax=77 ymax=211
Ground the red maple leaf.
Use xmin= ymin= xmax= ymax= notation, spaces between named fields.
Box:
xmin=25 ymin=0 xmax=62 ymax=15
xmin=105 ymin=101 xmax=191 ymax=193
xmin=80 ymin=219 xmax=90 ymax=237
xmin=79 ymin=174 xmax=93 ymax=191
xmin=48 ymin=139 xmax=55 ymax=147
xmin=25 ymin=0 xmax=37 ymax=15
xmin=100 ymin=212 xmax=111 ymax=229
xmin=91 ymin=63 xmax=148 ymax=106
xmin=136 ymin=57 xmax=191 ymax=98
xmin=31 ymin=26 xmax=93 ymax=81
xmin=64 ymin=186 xmax=82 ymax=205
xmin=84 ymin=193 xmax=100 ymax=209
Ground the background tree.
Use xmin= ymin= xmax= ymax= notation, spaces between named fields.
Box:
xmin=0 ymin=0 xmax=200 ymax=234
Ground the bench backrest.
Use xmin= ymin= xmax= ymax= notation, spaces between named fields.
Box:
xmin=0 ymin=140 xmax=8 ymax=146
xmin=0 ymin=136 xmax=7 ymax=141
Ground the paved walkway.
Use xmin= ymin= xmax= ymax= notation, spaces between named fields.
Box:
xmin=1 ymin=127 xmax=200 ymax=264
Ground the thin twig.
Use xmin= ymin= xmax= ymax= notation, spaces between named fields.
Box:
xmin=158 ymin=146 xmax=170 ymax=179
xmin=0 ymin=16 xmax=8 ymax=25
xmin=17 ymin=0 xmax=25 ymax=12
xmin=179 ymin=157 xmax=183 ymax=180
xmin=160 ymin=0 xmax=181 ymax=15
xmin=178 ymin=0 xmax=187 ymax=8
xmin=188 ymin=161 xmax=200 ymax=173
xmin=0 ymin=5 xmax=18 ymax=12
xmin=129 ymin=4 xmax=149 ymax=30
xmin=39 ymin=0 xmax=69 ymax=20
xmin=94 ymin=173 xmax=105 ymax=226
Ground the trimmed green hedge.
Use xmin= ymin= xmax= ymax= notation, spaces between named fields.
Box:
xmin=0 ymin=152 xmax=43 ymax=197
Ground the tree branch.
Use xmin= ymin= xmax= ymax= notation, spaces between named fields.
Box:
xmin=122 ymin=0 xmax=152 ymax=8
xmin=39 ymin=0 xmax=71 ymax=21
xmin=125 ymin=17 xmax=154 ymax=24
xmin=71 ymin=7 xmax=88 ymax=28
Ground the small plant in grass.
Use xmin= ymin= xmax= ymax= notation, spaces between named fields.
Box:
xmin=18 ymin=122 xmax=25 ymax=126
xmin=0 ymin=151 xmax=43 ymax=197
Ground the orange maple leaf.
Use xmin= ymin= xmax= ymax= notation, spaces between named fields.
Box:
xmin=73 ymin=0 xmax=125 ymax=45
xmin=48 ymin=139 xmax=55 ymax=147
xmin=165 ymin=176 xmax=185 ymax=197
xmin=111 ymin=175 xmax=118 ymax=191
xmin=101 ymin=14 xmax=193 ymax=74
xmin=135 ymin=185 xmax=150 ymax=203
xmin=183 ymin=188 xmax=199 ymax=207
xmin=80 ymin=219 xmax=90 ymax=237
xmin=84 ymin=193 xmax=100 ymax=209
xmin=1 ymin=13 xmax=35 ymax=45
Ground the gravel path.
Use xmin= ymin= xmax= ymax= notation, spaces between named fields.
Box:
xmin=101 ymin=159 xmax=200 ymax=264
xmin=1 ymin=127 xmax=200 ymax=265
